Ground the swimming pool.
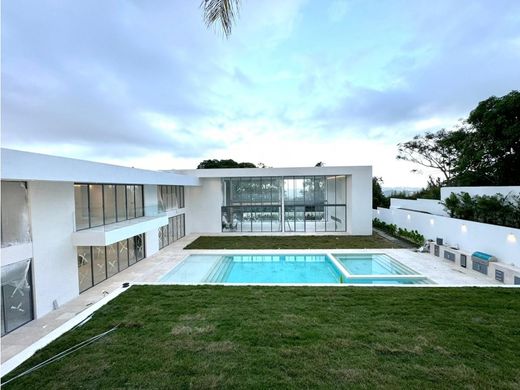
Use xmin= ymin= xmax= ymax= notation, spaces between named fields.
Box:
xmin=159 ymin=253 xmax=431 ymax=285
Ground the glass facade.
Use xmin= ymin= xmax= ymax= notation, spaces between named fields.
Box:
xmin=159 ymin=214 xmax=186 ymax=249
xmin=1 ymin=259 xmax=34 ymax=336
xmin=1 ymin=181 xmax=32 ymax=247
xmin=77 ymin=234 xmax=145 ymax=293
xmin=74 ymin=184 xmax=144 ymax=231
xmin=221 ymin=176 xmax=347 ymax=233
xmin=221 ymin=177 xmax=282 ymax=232
xmin=157 ymin=185 xmax=185 ymax=211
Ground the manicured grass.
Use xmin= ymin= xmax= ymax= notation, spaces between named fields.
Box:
xmin=4 ymin=286 xmax=519 ymax=389
xmin=185 ymin=234 xmax=411 ymax=250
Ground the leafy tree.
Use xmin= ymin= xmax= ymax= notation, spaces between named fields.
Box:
xmin=398 ymin=90 xmax=520 ymax=186
xmin=396 ymin=129 xmax=462 ymax=183
xmin=452 ymin=90 xmax=520 ymax=185
xmin=315 ymin=162 xmax=325 ymax=167
xmin=201 ymin=0 xmax=241 ymax=38
xmin=197 ymin=159 xmax=256 ymax=169
xmin=372 ymin=177 xmax=390 ymax=209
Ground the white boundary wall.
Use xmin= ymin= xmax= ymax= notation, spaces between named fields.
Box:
xmin=374 ymin=207 xmax=520 ymax=268
xmin=390 ymin=198 xmax=447 ymax=216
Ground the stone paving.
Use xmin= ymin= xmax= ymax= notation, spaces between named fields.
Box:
xmin=0 ymin=233 xmax=505 ymax=367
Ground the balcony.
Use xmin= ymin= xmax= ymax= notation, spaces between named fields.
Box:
xmin=72 ymin=207 xmax=167 ymax=247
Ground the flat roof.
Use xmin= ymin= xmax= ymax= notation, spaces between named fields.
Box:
xmin=175 ymin=166 xmax=371 ymax=178
xmin=1 ymin=149 xmax=200 ymax=186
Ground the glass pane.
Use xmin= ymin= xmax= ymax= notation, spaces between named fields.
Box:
xmin=180 ymin=214 xmax=185 ymax=237
xmin=74 ymin=184 xmax=90 ymax=230
xmin=77 ymin=246 xmax=93 ymax=292
xmin=168 ymin=217 xmax=174 ymax=243
xmin=126 ymin=185 xmax=136 ymax=219
xmin=284 ymin=205 xmax=295 ymax=232
xmin=1 ymin=181 xmax=31 ymax=246
xmin=128 ymin=238 xmax=136 ymax=265
xmin=326 ymin=176 xmax=336 ymax=205
xmin=161 ymin=186 xmax=168 ymax=210
xmin=304 ymin=177 xmax=315 ymax=205
xmin=222 ymin=207 xmax=232 ymax=232
xmin=118 ymin=240 xmax=129 ymax=270
xmin=180 ymin=186 xmax=185 ymax=208
xmin=294 ymin=178 xmax=304 ymax=204
xmin=116 ymin=185 xmax=127 ymax=222
xmin=89 ymin=185 xmax=103 ymax=227
xmin=157 ymin=186 xmax=165 ymax=212
xmin=134 ymin=234 xmax=145 ymax=261
xmin=92 ymin=246 xmax=106 ymax=284
xmin=284 ymin=177 xmax=294 ymax=203
xmin=135 ymin=186 xmax=144 ymax=217
xmin=335 ymin=176 xmax=346 ymax=204
xmin=103 ymin=185 xmax=116 ymax=224
xmin=176 ymin=215 xmax=181 ymax=240
xmin=106 ymin=243 xmax=119 ymax=277
xmin=1 ymin=259 xmax=34 ymax=334
xmin=314 ymin=177 xmax=326 ymax=204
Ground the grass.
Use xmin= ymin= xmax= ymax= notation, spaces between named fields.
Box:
xmin=3 ymin=286 xmax=519 ymax=389
xmin=185 ymin=234 xmax=411 ymax=250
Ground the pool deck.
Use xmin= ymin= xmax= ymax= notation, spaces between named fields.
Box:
xmin=0 ymin=233 xmax=506 ymax=374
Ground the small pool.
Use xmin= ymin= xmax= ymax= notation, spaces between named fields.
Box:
xmin=159 ymin=253 xmax=431 ymax=285
xmin=333 ymin=253 xmax=418 ymax=275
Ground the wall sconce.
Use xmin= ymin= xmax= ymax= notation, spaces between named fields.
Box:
xmin=507 ymin=233 xmax=517 ymax=243
xmin=407 ymin=214 xmax=411 ymax=220
xmin=461 ymin=224 xmax=467 ymax=233
xmin=377 ymin=210 xmax=380 ymax=215
xmin=430 ymin=218 xmax=434 ymax=225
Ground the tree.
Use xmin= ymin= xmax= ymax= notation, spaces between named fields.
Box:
xmin=396 ymin=129 xmax=463 ymax=183
xmin=452 ymin=90 xmax=520 ymax=185
xmin=372 ymin=177 xmax=390 ymax=209
xmin=197 ymin=159 xmax=256 ymax=169
xmin=397 ymin=90 xmax=520 ymax=186
xmin=201 ymin=0 xmax=241 ymax=38
xmin=315 ymin=162 xmax=325 ymax=167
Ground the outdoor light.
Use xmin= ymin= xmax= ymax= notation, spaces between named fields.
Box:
xmin=461 ymin=224 xmax=467 ymax=233
xmin=430 ymin=218 xmax=434 ymax=225
xmin=407 ymin=214 xmax=411 ymax=220
xmin=377 ymin=210 xmax=380 ymax=215
xmin=507 ymin=233 xmax=517 ymax=243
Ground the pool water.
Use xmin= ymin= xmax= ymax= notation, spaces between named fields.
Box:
xmin=159 ymin=253 xmax=431 ymax=285
xmin=334 ymin=253 xmax=418 ymax=275
xmin=161 ymin=255 xmax=342 ymax=284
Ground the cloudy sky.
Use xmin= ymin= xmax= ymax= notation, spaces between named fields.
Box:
xmin=2 ymin=0 xmax=520 ymax=187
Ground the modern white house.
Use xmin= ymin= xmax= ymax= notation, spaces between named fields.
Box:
xmin=0 ymin=148 xmax=372 ymax=336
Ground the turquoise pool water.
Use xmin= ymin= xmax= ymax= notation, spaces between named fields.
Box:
xmin=333 ymin=253 xmax=418 ymax=275
xmin=161 ymin=254 xmax=342 ymax=284
xmin=159 ymin=253 xmax=431 ymax=285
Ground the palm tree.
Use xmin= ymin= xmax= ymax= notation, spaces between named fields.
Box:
xmin=201 ymin=0 xmax=241 ymax=38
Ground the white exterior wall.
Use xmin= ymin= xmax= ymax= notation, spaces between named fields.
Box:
xmin=374 ymin=207 xmax=520 ymax=267
xmin=185 ymin=178 xmax=222 ymax=234
xmin=349 ymin=168 xmax=372 ymax=235
xmin=441 ymin=186 xmax=520 ymax=200
xmin=28 ymin=181 xmax=78 ymax=318
xmin=390 ymin=198 xmax=448 ymax=216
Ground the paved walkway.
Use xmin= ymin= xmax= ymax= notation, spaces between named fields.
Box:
xmin=0 ymin=233 xmax=503 ymax=367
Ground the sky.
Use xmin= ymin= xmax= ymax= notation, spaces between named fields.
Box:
xmin=2 ymin=0 xmax=520 ymax=187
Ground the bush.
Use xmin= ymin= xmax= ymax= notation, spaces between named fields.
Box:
xmin=373 ymin=218 xmax=425 ymax=245
xmin=441 ymin=192 xmax=520 ymax=228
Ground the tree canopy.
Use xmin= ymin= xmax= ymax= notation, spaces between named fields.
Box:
xmin=197 ymin=159 xmax=256 ymax=169
xmin=201 ymin=0 xmax=240 ymax=38
xmin=397 ymin=90 xmax=520 ymax=186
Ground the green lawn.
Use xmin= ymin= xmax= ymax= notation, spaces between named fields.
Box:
xmin=3 ymin=286 xmax=519 ymax=389
xmin=185 ymin=234 xmax=411 ymax=250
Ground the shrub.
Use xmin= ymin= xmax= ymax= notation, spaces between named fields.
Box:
xmin=373 ymin=218 xmax=424 ymax=245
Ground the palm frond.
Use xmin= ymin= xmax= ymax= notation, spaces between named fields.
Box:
xmin=201 ymin=0 xmax=241 ymax=38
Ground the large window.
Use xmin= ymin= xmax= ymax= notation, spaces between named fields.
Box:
xmin=159 ymin=214 xmax=185 ymax=249
xmin=221 ymin=176 xmax=347 ymax=233
xmin=77 ymin=234 xmax=145 ymax=293
xmin=157 ymin=185 xmax=185 ymax=211
xmin=1 ymin=181 xmax=32 ymax=247
xmin=1 ymin=259 xmax=34 ymax=336
xmin=74 ymin=184 xmax=144 ymax=231
xmin=221 ymin=177 xmax=282 ymax=232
